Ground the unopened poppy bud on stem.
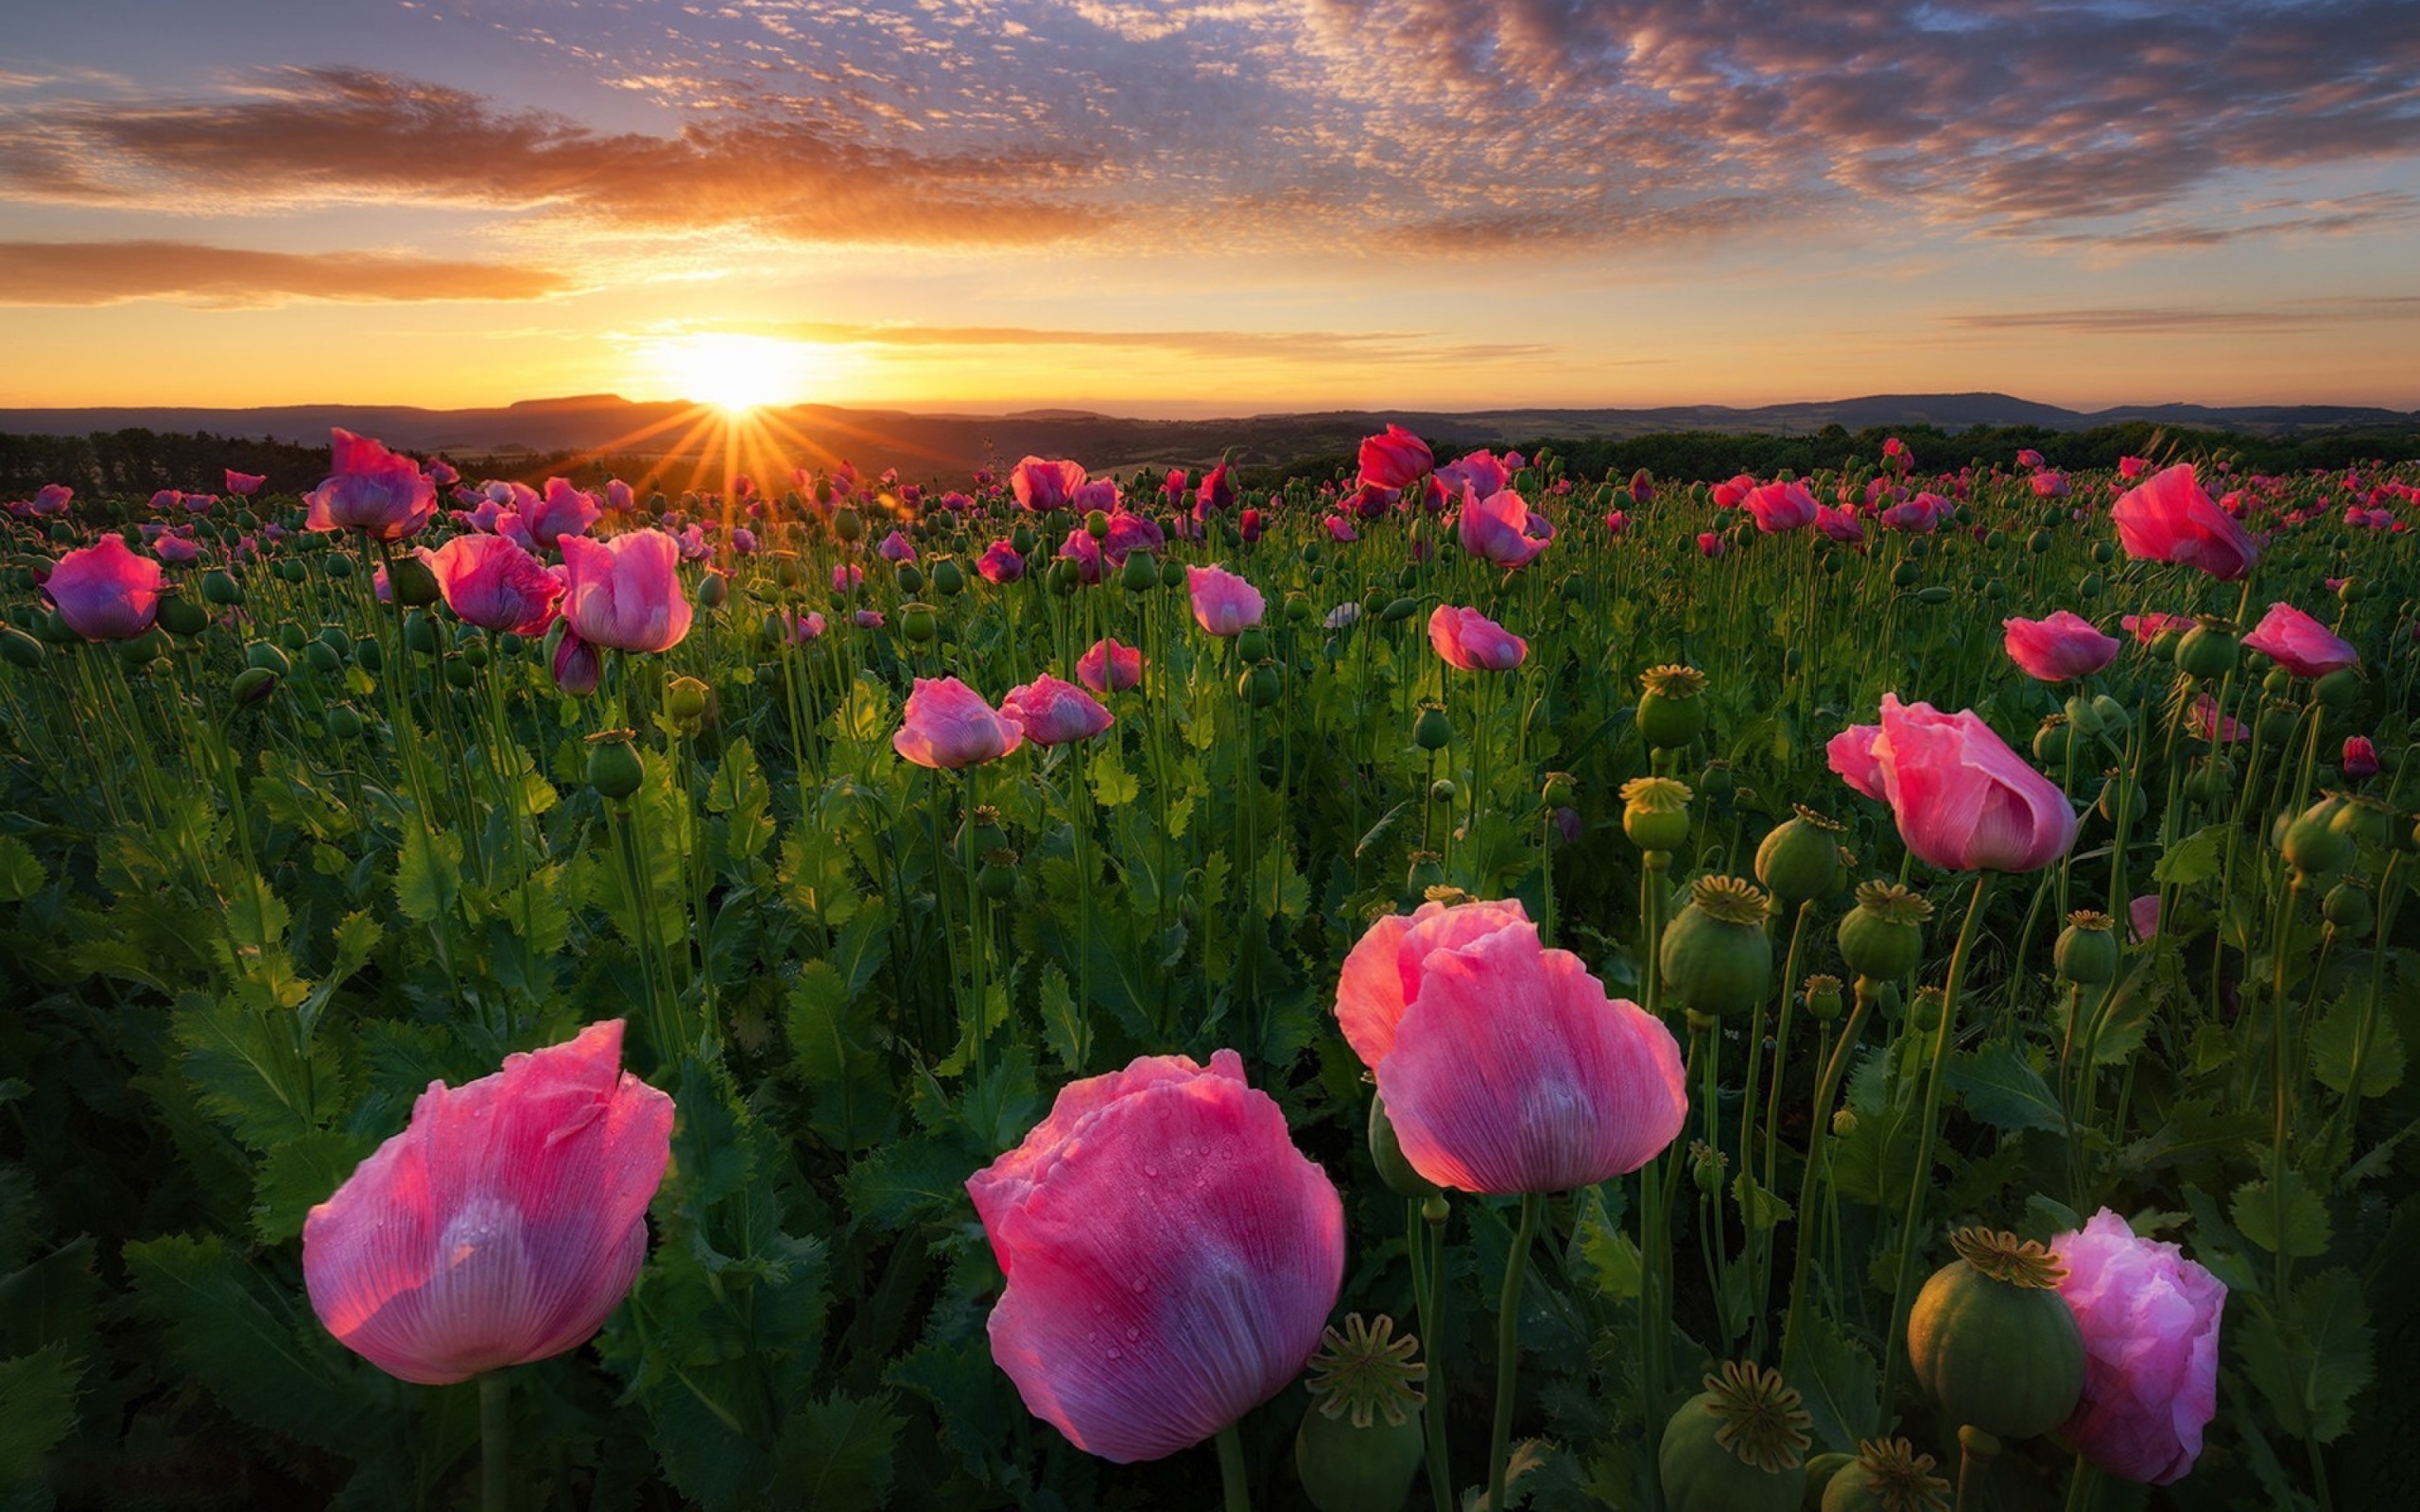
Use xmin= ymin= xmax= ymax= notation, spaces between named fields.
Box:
xmin=1637 ymin=664 xmax=1709 ymax=749
xmin=1619 ymin=775 xmax=1692 ymax=852
xmin=1660 ymin=876 xmax=1774 ymax=1017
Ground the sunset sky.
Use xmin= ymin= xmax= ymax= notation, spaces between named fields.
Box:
xmin=4 ymin=0 xmax=2417 ymax=416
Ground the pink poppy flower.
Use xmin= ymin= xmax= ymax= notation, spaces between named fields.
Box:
xmin=1000 ymin=674 xmax=1115 ymax=747
xmin=878 ymin=529 xmax=916 ymax=563
xmin=154 ymin=534 xmax=201 ymax=566
xmin=1196 ymin=461 xmax=1238 ymax=513
xmin=1357 ymin=424 xmax=1433 ymax=490
xmin=148 ymin=489 xmax=183 ymax=512
xmin=2118 ymin=455 xmax=2150 ymax=480
xmin=1603 ymin=509 xmax=1630 ymax=536
xmin=2032 ymin=472 xmax=2071 ymax=498
xmin=430 ymin=534 xmax=563 ymax=636
xmin=1435 ymin=450 xmax=1510 ymax=501
xmin=1456 ymin=485 xmax=1549 ymax=568
xmin=893 ymin=677 xmax=1023 ymax=768
xmin=302 ymin=1021 xmax=672 ymax=1385
xmin=1879 ymin=493 xmax=1945 ymax=533
xmin=833 ymin=562 xmax=864 ymax=593
xmin=1078 ymin=637 xmax=1144 ymax=694
xmin=559 ymin=530 xmax=692 ymax=654
xmin=2016 ymin=448 xmax=2046 ymax=469
xmin=2003 ymin=610 xmax=2120 ymax=681
xmin=527 ymin=477 xmax=601 ymax=550
xmin=43 ymin=534 xmax=163 ymax=641
xmin=1011 ymin=456 xmax=1088 ymax=512
xmin=1335 ymin=899 xmax=1685 ymax=1193
xmin=30 ymin=483 xmax=72 ymax=515
xmin=974 ymin=540 xmax=1024 ymax=584
xmin=2112 ymin=465 xmax=2257 ymax=580
xmin=2342 ymin=735 xmax=2377 ymax=781
xmin=1741 ymin=480 xmax=1819 ymax=533
xmin=1427 ymin=604 xmax=1528 ymax=672
xmin=1815 ymin=505 xmax=1867 ymax=543
xmin=2188 ymin=694 xmax=2249 ymax=745
xmin=225 ymin=470 xmax=267 ymax=496
xmin=2240 ymin=601 xmax=2357 ymax=679
xmin=2128 ymin=895 xmax=2159 ymax=942
xmin=1057 ymin=528 xmax=1106 ymax=584
xmin=304 ymin=429 xmax=437 ymax=541
xmin=605 ymin=478 xmax=633 ymax=511
xmin=2050 ymin=1210 xmax=2224 ymax=1486
xmin=1697 ymin=532 xmax=1728 ymax=558
xmin=2120 ymin=611 xmax=2192 ymax=644
xmin=783 ymin=609 xmax=827 ymax=642
xmin=1185 ymin=564 xmax=1264 ymax=636
xmin=1323 ymin=514 xmax=1358 ymax=543
xmin=1711 ymin=473 xmax=1755 ymax=509
xmin=1827 ymin=694 xmax=2077 ymax=872
xmin=967 ymin=1050 xmax=1342 ymax=1464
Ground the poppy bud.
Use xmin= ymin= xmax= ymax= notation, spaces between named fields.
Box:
xmin=2323 ymin=882 xmax=2372 ymax=936
xmin=246 ymin=641 xmax=291 ymax=678
xmin=833 ymin=507 xmax=864 ymax=542
xmin=900 ymin=602 xmax=938 ymax=644
xmin=201 ymin=568 xmax=243 ymax=605
xmin=2256 ymin=701 xmax=2298 ymax=747
xmin=1241 ymin=664 xmax=1281 ymax=707
xmin=1754 ymin=805 xmax=1845 ymax=904
xmin=1237 ymin=627 xmax=1271 ymax=662
xmin=1660 ymin=876 xmax=1773 ymax=1017
xmin=2174 ymin=620 xmax=2238 ymax=680
xmin=1619 ymin=775 xmax=1692 ymax=852
xmin=2054 ymin=911 xmax=2118 ymax=985
xmin=2315 ymin=668 xmax=2362 ymax=710
xmin=698 ymin=570 xmax=729 ymax=609
xmin=1838 ymin=881 xmax=1930 ymax=982
xmin=977 ymin=848 xmax=1019 ymax=902
xmin=1637 ymin=664 xmax=1709 ymax=749
xmin=1541 ymin=771 xmax=1577 ymax=808
xmin=1428 ymin=779 xmax=1457 ymax=805
xmin=1366 ymin=1093 xmax=1440 ymax=1200
xmin=1159 ymin=557 xmax=1186 ymax=589
xmin=2281 ymin=796 xmax=2352 ymax=877
xmin=327 ymin=704 xmax=364 ymax=740
xmin=2031 ymin=716 xmax=2071 ymax=766
xmin=231 ymin=665 xmax=278 ymax=707
xmin=0 ymin=626 xmax=42 ymax=669
xmin=1121 ymin=551 xmax=1157 ymax=593
xmin=586 ymin=730 xmax=644 ymax=799
xmin=388 ymin=552 xmax=441 ymax=607
xmin=2327 ymin=792 xmax=2396 ymax=850
xmin=666 ymin=676 xmax=710 ymax=723
xmin=158 ymin=594 xmax=208 ymax=637
xmin=1413 ymin=704 xmax=1452 ymax=751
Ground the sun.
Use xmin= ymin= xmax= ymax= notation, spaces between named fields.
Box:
xmin=646 ymin=333 xmax=820 ymax=414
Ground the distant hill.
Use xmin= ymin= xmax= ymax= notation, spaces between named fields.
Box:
xmin=2 ymin=392 xmax=2412 ymax=481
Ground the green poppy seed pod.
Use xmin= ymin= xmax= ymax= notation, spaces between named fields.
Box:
xmin=441 ymin=654 xmax=475 ymax=690
xmin=2150 ymin=626 xmax=2183 ymax=662
xmin=1155 ymin=557 xmax=1184 ymax=589
xmin=1299 ymin=540 xmax=1322 ymax=565
xmin=900 ymin=602 xmax=938 ymax=644
xmin=1838 ymin=881 xmax=1931 ymax=982
xmin=276 ymin=558 xmax=307 ymax=585
xmin=2174 ymin=620 xmax=2238 ymax=680
xmin=2282 ymin=796 xmax=2353 ymax=877
xmin=833 ymin=507 xmax=864 ymax=542
xmin=1915 ymin=585 xmax=1953 ymax=607
xmin=2328 ymin=793 xmax=2396 ymax=850
xmin=388 ymin=552 xmax=441 ymax=607
xmin=1660 ymin=876 xmax=1774 ymax=1017
xmin=1891 ymin=559 xmax=1922 ymax=589
xmin=2323 ymin=882 xmax=2372 ymax=936
xmin=1405 ymin=850 xmax=1445 ymax=895
xmin=1011 ymin=524 xmax=1038 ymax=557
xmin=354 ymin=634 xmax=383 ymax=673
xmin=1046 ymin=558 xmax=1080 ymax=595
xmin=1294 ymin=1314 xmax=1428 ymax=1512
xmin=303 ymin=639 xmax=341 ymax=677
xmin=1427 ymin=779 xmax=1457 ymax=805
xmin=2031 ymin=716 xmax=2071 ymax=766
xmin=1638 ymin=664 xmax=1710 ymax=749
xmin=326 ymin=704 xmax=364 ymax=740
xmin=2026 ymin=528 xmax=2052 ymax=554
xmin=1285 ymin=591 xmax=1314 ymax=624
xmin=2075 ymin=572 xmax=2103 ymax=600
xmin=1755 ymin=805 xmax=1846 ymax=905
xmin=2095 ymin=771 xmax=2144 ymax=825
xmin=1367 ymin=1092 xmax=1441 ymax=1200
xmin=1237 ymin=627 xmax=1271 ymax=662
xmin=1120 ymin=551 xmax=1157 ymax=593
xmin=115 ymin=627 xmax=166 ymax=664
xmin=1832 ymin=1107 xmax=1858 ymax=1138
xmin=2053 ymin=911 xmax=2119 ymax=985
xmin=698 ymin=570 xmax=729 ymax=609
xmin=32 ymin=610 xmax=77 ymax=645
xmin=2062 ymin=693 xmax=2103 ymax=738
xmin=2256 ymin=701 xmax=2299 ymax=747
xmin=325 ymin=551 xmax=356 ymax=578
xmin=1821 ymin=1437 xmax=1951 ymax=1512
xmin=586 ymin=731 xmax=645 ymax=800
xmin=2090 ymin=694 xmax=2127 ymax=734
xmin=230 ymin=665 xmax=278 ymax=707
xmin=1698 ymin=761 xmax=1737 ymax=801
xmin=2336 ymin=576 xmax=2364 ymax=604
xmin=0 ymin=626 xmax=42 ymax=669
xmin=2184 ymin=756 xmax=2236 ymax=807
xmin=1909 ymin=986 xmax=1945 ymax=1033
xmin=458 ymin=637 xmax=490 ymax=670
xmin=895 ymin=562 xmax=925 ymax=595
xmin=1380 ymin=595 xmax=1419 ymax=623
xmin=245 ymin=641 xmax=291 ymax=679
xmin=201 ymin=568 xmax=243 ymax=605
xmin=1241 ymin=663 xmax=1281 ymax=707
xmin=158 ymin=594 xmax=208 ymax=637
xmin=1907 ymin=1228 xmax=2084 ymax=1440
xmin=977 ymin=848 xmax=1019 ymax=902
xmin=1804 ymin=974 xmax=1843 ymax=1022
xmin=2315 ymin=668 xmax=2362 ymax=710
xmin=2261 ymin=665 xmax=2294 ymax=698
xmin=1082 ymin=508 xmax=1111 ymax=540
xmin=666 ymin=676 xmax=710 ymax=723
xmin=1413 ymin=704 xmax=1452 ymax=751
xmin=1542 ymin=771 xmax=1577 ymax=809
xmin=1658 ymin=1361 xmax=1812 ymax=1512
xmin=1619 ymin=775 xmax=1693 ymax=852
xmin=278 ymin=621 xmax=309 ymax=651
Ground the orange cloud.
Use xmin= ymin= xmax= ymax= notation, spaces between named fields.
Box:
xmin=0 ymin=240 xmax=573 ymax=307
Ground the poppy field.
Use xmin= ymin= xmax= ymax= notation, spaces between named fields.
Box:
xmin=1 ymin=427 xmax=2414 ymax=1511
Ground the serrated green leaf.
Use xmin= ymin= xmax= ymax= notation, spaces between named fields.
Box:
xmin=2309 ymin=991 xmax=2402 ymax=1098
xmin=394 ymin=825 xmax=461 ymax=924
xmin=1088 ymin=749 xmax=1139 ymax=808
xmin=1568 ymin=1184 xmax=1639 ymax=1301
xmin=2154 ymin=823 xmax=2227 ymax=886
xmin=843 ymin=1137 xmax=979 ymax=1232
xmin=1038 ymin=961 xmax=1089 ymax=1072
xmin=2232 ymin=1171 xmax=2331 ymax=1259
xmin=2240 ymin=1267 xmax=2374 ymax=1443
xmin=1786 ymin=1309 xmax=1880 ymax=1453
xmin=0 ymin=834 xmax=45 ymax=902
xmin=175 ymin=994 xmax=343 ymax=1151
xmin=1732 ymin=1172 xmax=1794 ymax=1231
xmin=0 ymin=1342 xmax=80 ymax=1486
xmin=251 ymin=1130 xmax=371 ymax=1245
xmin=771 ymin=1391 xmax=905 ymax=1509
xmin=707 ymin=736 xmax=773 ymax=865
xmin=1946 ymin=1042 xmax=2065 ymax=1134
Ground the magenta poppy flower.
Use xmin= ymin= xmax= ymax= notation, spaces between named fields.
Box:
xmin=1427 ymin=604 xmax=1527 ymax=672
xmin=43 ymin=534 xmax=163 ymax=641
xmin=1435 ymin=450 xmax=1511 ymax=502
xmin=1741 ymin=480 xmax=1819 ymax=533
xmin=30 ymin=483 xmax=72 ymax=515
xmin=977 ymin=540 xmax=1025 ymax=584
xmin=2003 ymin=610 xmax=2120 ymax=681
xmin=1828 ymin=694 xmax=2077 ymax=873
xmin=2128 ymin=894 xmax=2160 ymax=942
xmin=431 ymin=534 xmax=562 ymax=636
xmin=1456 ymin=485 xmax=1549 ymax=568
xmin=1696 ymin=532 xmax=1728 ymax=558
xmin=2050 ymin=1210 xmax=2224 ymax=1486
xmin=182 ymin=492 xmax=216 ymax=515
xmin=854 ymin=609 xmax=885 ymax=629
xmin=878 ymin=530 xmax=916 ymax=563
xmin=154 ymin=534 xmax=201 ymax=566
xmin=2032 ymin=472 xmax=2071 ymax=499
xmin=1236 ymin=507 xmax=1263 ymax=543
xmin=304 ymin=429 xmax=437 ymax=541
xmin=1879 ymin=493 xmax=1945 ymax=533
xmin=1071 ymin=479 xmax=1121 ymax=516
xmin=1357 ymin=424 xmax=1433 ymax=490
xmin=1603 ymin=509 xmax=1630 ymax=536
xmin=1159 ymin=468 xmax=1189 ymax=507
xmin=967 ymin=1050 xmax=1342 ymax=1464
xmin=2017 ymin=448 xmax=2046 ymax=469
xmin=559 ymin=530 xmax=692 ymax=654
xmin=605 ymin=478 xmax=633 ymax=511
xmin=1815 ymin=505 xmax=1866 ymax=543
xmin=1001 ymin=674 xmax=1115 ymax=747
xmin=527 ymin=477 xmax=601 ymax=550
xmin=1197 ymin=461 xmax=1238 ymax=513
xmin=302 ymin=1021 xmax=673 ymax=1386
xmin=2117 ymin=455 xmax=2150 ymax=480
xmin=2112 ymin=465 xmax=2257 ymax=580
xmin=225 ymin=470 xmax=267 ymax=496
xmin=833 ymin=562 xmax=864 ymax=593
xmin=2342 ymin=735 xmax=2378 ymax=781
xmin=2240 ymin=601 xmax=2357 ymax=679
xmin=1336 ymin=900 xmax=1685 ymax=1193
xmin=1102 ymin=510 xmax=1163 ymax=563
xmin=893 ymin=677 xmax=1023 ymax=768
xmin=1012 ymin=455 xmax=1088 ymax=512
xmin=2187 ymin=694 xmax=2249 ymax=745
xmin=1185 ymin=564 xmax=1264 ymax=636
xmin=1078 ymin=637 xmax=1143 ymax=694
xmin=2120 ymin=611 xmax=2192 ymax=644
xmin=148 ymin=489 xmax=183 ymax=512
xmin=1323 ymin=514 xmax=1358 ymax=543
xmin=1057 ymin=528 xmax=1106 ymax=584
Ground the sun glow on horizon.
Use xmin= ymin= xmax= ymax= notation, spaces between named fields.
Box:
xmin=642 ymin=333 xmax=825 ymax=414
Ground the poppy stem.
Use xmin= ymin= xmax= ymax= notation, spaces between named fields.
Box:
xmin=1215 ymin=1421 xmax=1251 ymax=1512
xmin=1487 ymin=1192 xmax=1545 ymax=1512
xmin=479 ymin=1369 xmax=510 ymax=1512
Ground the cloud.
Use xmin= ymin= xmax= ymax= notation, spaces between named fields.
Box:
xmin=0 ymin=240 xmax=574 ymax=307
xmin=765 ymin=319 xmax=1555 ymax=364
xmin=1943 ymin=297 xmax=2420 ymax=336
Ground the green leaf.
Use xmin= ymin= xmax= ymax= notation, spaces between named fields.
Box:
xmin=123 ymin=1233 xmax=390 ymax=1452
xmin=1731 ymin=1172 xmax=1794 ymax=1231
xmin=1088 ymin=749 xmax=1139 ymax=808
xmin=1568 ymin=1184 xmax=1639 ymax=1301
xmin=707 ymin=736 xmax=774 ymax=865
xmin=0 ymin=1342 xmax=79 ymax=1487
xmin=1786 ymin=1310 xmax=1880 ymax=1453
xmin=771 ymin=1391 xmax=905 ymax=1509
xmin=1946 ymin=1043 xmax=2065 ymax=1135
xmin=1038 ymin=961 xmax=1089 ymax=1073
xmin=0 ymin=834 xmax=44 ymax=902
xmin=175 ymin=993 xmax=343 ymax=1151
xmin=251 ymin=1130 xmax=371 ymax=1245
xmin=2309 ymin=991 xmax=2402 ymax=1099
xmin=842 ymin=1136 xmax=979 ymax=1231
xmin=394 ymin=825 xmax=461 ymax=924
xmin=2153 ymin=823 xmax=2227 ymax=886
xmin=2232 ymin=1171 xmax=2331 ymax=1259
xmin=2240 ymin=1268 xmax=2373 ymax=1443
